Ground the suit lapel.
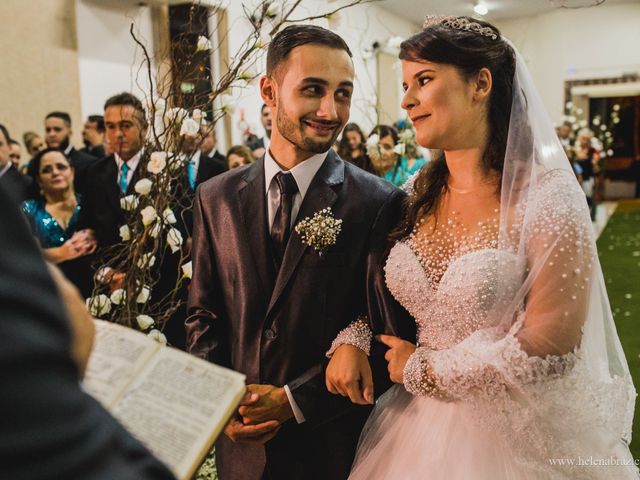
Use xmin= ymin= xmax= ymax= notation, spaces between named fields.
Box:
xmin=266 ymin=152 xmax=344 ymax=316
xmin=100 ymin=156 xmax=120 ymax=213
xmin=237 ymin=158 xmax=275 ymax=307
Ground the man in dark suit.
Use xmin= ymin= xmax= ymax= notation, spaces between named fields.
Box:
xmin=0 ymin=182 xmax=175 ymax=480
xmin=200 ymin=122 xmax=227 ymax=172
xmin=0 ymin=124 xmax=31 ymax=202
xmin=80 ymin=114 xmax=106 ymax=159
xmin=26 ymin=111 xmax=97 ymax=196
xmin=186 ymin=25 xmax=414 ymax=480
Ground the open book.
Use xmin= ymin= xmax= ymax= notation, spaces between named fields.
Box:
xmin=83 ymin=319 xmax=246 ymax=480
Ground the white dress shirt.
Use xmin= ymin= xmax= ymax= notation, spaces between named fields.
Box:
xmin=115 ymin=150 xmax=142 ymax=188
xmin=263 ymin=148 xmax=328 ymax=424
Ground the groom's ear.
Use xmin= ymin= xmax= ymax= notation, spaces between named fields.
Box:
xmin=260 ymin=76 xmax=277 ymax=109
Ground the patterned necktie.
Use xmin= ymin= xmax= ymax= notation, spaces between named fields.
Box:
xmin=270 ymin=172 xmax=298 ymax=269
xmin=187 ymin=159 xmax=197 ymax=191
xmin=119 ymin=162 xmax=129 ymax=193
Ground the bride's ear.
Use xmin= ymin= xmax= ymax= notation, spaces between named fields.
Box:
xmin=472 ymin=67 xmax=492 ymax=102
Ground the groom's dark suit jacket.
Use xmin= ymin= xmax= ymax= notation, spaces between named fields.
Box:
xmin=186 ymin=150 xmax=415 ymax=480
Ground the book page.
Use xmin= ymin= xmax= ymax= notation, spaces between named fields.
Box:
xmin=82 ymin=319 xmax=160 ymax=408
xmin=111 ymin=347 xmax=246 ymax=480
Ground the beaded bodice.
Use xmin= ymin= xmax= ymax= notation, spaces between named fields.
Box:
xmin=386 ymin=232 xmax=522 ymax=350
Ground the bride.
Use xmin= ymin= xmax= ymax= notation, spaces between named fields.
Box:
xmin=325 ymin=16 xmax=637 ymax=479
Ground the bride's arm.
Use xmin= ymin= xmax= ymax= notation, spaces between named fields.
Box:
xmin=403 ymin=171 xmax=593 ymax=399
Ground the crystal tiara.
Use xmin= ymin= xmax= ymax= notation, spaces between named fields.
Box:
xmin=422 ymin=15 xmax=499 ymax=40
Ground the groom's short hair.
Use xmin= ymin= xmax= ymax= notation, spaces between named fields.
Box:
xmin=267 ymin=25 xmax=352 ymax=79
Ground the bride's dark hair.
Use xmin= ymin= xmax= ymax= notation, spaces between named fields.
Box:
xmin=391 ymin=17 xmax=515 ymax=241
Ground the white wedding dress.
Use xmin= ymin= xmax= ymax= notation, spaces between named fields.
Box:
xmin=335 ymin=170 xmax=637 ymax=480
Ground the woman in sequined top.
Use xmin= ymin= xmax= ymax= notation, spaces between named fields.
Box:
xmin=22 ymin=149 xmax=96 ymax=296
xmin=324 ymin=15 xmax=636 ymax=480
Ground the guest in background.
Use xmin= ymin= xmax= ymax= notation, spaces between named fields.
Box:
xmin=574 ymin=127 xmax=601 ymax=219
xmin=367 ymin=125 xmax=426 ymax=187
xmin=23 ymin=130 xmax=46 ymax=156
xmin=22 ymin=148 xmax=96 ymax=297
xmin=246 ymin=103 xmax=272 ymax=158
xmin=226 ymin=144 xmax=255 ymax=169
xmin=0 ymin=124 xmax=31 ymax=202
xmin=557 ymin=121 xmax=573 ymax=150
xmin=9 ymin=139 xmax=22 ymax=168
xmin=27 ymin=111 xmax=96 ymax=196
xmin=80 ymin=114 xmax=106 ymax=158
xmin=337 ymin=122 xmax=374 ymax=172
xmin=200 ymin=122 xmax=227 ymax=171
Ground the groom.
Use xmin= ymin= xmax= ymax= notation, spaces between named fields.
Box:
xmin=186 ymin=25 xmax=413 ymax=480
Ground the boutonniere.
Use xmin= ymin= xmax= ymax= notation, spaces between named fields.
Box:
xmin=294 ymin=207 xmax=342 ymax=256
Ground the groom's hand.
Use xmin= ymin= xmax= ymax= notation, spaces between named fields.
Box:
xmin=224 ymin=391 xmax=281 ymax=444
xmin=238 ymin=384 xmax=294 ymax=425
xmin=325 ymin=344 xmax=374 ymax=405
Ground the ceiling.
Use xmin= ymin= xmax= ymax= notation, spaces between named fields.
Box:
xmin=375 ymin=0 xmax=636 ymax=26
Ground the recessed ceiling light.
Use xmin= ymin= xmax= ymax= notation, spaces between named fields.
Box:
xmin=474 ymin=3 xmax=489 ymax=15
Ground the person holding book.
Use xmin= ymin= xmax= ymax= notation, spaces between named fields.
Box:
xmin=186 ymin=24 xmax=414 ymax=480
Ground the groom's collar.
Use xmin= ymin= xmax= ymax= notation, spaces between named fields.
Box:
xmin=263 ymin=149 xmax=328 ymax=198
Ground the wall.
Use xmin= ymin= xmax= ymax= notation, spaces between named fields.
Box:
xmin=75 ymin=0 xmax=155 ymax=119
xmin=0 ymin=0 xmax=83 ymax=152
xmin=494 ymin=2 xmax=640 ymax=124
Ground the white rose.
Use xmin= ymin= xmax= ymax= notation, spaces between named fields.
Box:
xmin=149 ymin=220 xmax=162 ymax=238
xmin=120 ymin=195 xmax=139 ymax=211
xmin=266 ymin=2 xmax=280 ymax=18
xmin=136 ymin=285 xmax=151 ymax=304
xmin=366 ymin=134 xmax=380 ymax=147
xmin=136 ymin=314 xmax=155 ymax=330
xmin=182 ymin=261 xmax=192 ymax=279
xmin=86 ymin=295 xmax=111 ymax=317
xmin=147 ymin=152 xmax=167 ymax=174
xmin=163 ymin=208 xmax=177 ymax=224
xmin=134 ymin=178 xmax=153 ymax=196
xmin=147 ymin=329 xmax=167 ymax=345
xmin=119 ymin=225 xmax=131 ymax=241
xmin=167 ymin=228 xmax=184 ymax=253
xmin=140 ymin=206 xmax=157 ymax=226
xmin=110 ymin=289 xmax=126 ymax=305
xmin=220 ymin=94 xmax=236 ymax=114
xmin=192 ymin=109 xmax=204 ymax=123
xmin=180 ymin=118 xmax=199 ymax=137
xmin=394 ymin=143 xmax=406 ymax=156
xmin=196 ymin=35 xmax=212 ymax=52
xmin=137 ymin=253 xmax=156 ymax=269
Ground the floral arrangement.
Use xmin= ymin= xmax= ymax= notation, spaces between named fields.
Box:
xmin=294 ymin=208 xmax=343 ymax=256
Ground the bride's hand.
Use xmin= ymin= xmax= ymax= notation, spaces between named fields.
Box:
xmin=377 ymin=335 xmax=416 ymax=384
xmin=325 ymin=344 xmax=374 ymax=405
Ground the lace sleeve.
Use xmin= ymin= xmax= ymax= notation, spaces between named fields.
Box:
xmin=404 ymin=170 xmax=592 ymax=399
xmin=326 ymin=316 xmax=372 ymax=358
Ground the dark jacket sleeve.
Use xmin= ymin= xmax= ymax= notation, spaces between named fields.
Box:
xmin=184 ymin=186 xmax=230 ymax=366
xmin=287 ymin=187 xmax=415 ymax=422
xmin=0 ymin=184 xmax=175 ymax=480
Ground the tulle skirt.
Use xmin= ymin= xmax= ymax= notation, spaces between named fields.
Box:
xmin=348 ymin=385 xmax=638 ymax=480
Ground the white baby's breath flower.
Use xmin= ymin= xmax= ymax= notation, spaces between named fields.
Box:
xmin=167 ymin=228 xmax=184 ymax=253
xmin=148 ymin=152 xmax=167 ymax=174
xmin=140 ymin=206 xmax=157 ymax=226
xmin=136 ymin=285 xmax=151 ymax=304
xmin=120 ymin=195 xmax=139 ymax=211
xmin=196 ymin=35 xmax=212 ymax=52
xmin=163 ymin=208 xmax=177 ymax=224
xmin=134 ymin=178 xmax=153 ymax=196
xmin=147 ymin=329 xmax=167 ymax=345
xmin=182 ymin=261 xmax=192 ymax=279
xmin=110 ymin=289 xmax=126 ymax=305
xmin=180 ymin=118 xmax=200 ymax=137
xmin=119 ymin=225 xmax=131 ymax=241
xmin=136 ymin=314 xmax=155 ymax=330
xmin=86 ymin=295 xmax=111 ymax=317
xmin=294 ymin=207 xmax=342 ymax=256
xmin=137 ymin=253 xmax=156 ymax=269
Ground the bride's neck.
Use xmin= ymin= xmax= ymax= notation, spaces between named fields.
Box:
xmin=444 ymin=148 xmax=492 ymax=191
